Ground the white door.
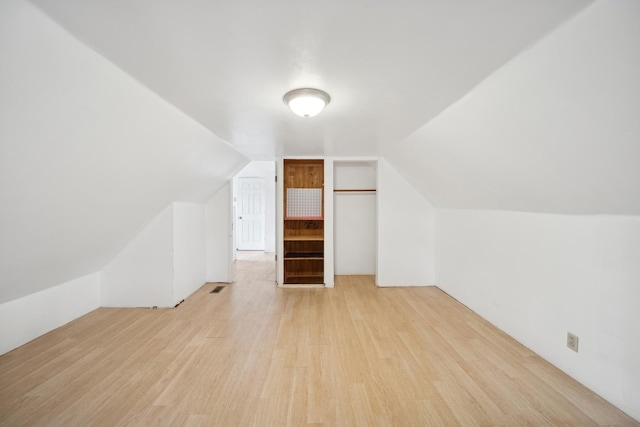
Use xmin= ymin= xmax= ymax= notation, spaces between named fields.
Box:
xmin=237 ymin=177 xmax=266 ymax=250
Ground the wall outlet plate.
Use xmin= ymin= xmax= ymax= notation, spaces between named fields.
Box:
xmin=567 ymin=332 xmax=579 ymax=352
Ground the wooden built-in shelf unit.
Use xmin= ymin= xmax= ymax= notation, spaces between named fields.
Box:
xmin=283 ymin=159 xmax=324 ymax=285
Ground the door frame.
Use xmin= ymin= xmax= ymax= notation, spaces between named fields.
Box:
xmin=236 ymin=177 xmax=266 ymax=251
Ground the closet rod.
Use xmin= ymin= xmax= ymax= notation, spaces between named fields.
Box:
xmin=333 ymin=189 xmax=376 ymax=193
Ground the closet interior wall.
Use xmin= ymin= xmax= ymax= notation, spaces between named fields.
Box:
xmin=333 ymin=161 xmax=377 ymax=276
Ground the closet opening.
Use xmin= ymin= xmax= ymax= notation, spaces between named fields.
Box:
xmin=333 ymin=160 xmax=377 ymax=282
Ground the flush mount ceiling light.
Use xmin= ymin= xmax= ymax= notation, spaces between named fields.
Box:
xmin=283 ymin=88 xmax=331 ymax=118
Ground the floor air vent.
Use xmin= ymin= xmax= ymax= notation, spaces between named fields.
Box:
xmin=210 ymin=286 xmax=225 ymax=294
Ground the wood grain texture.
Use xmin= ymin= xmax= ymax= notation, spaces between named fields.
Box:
xmin=283 ymin=159 xmax=325 ymax=285
xmin=0 ymin=252 xmax=637 ymax=426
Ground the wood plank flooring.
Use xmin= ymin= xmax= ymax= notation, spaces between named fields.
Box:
xmin=0 ymin=252 xmax=637 ymax=426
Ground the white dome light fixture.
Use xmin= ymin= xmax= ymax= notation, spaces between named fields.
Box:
xmin=283 ymin=88 xmax=331 ymax=118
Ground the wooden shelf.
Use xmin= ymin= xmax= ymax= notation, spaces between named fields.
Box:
xmin=284 ymin=251 xmax=324 ymax=261
xmin=284 ymin=274 xmax=324 ymax=285
xmin=285 ymin=273 xmax=324 ymax=278
xmin=283 ymin=159 xmax=324 ymax=285
xmin=284 ymin=235 xmax=323 ymax=241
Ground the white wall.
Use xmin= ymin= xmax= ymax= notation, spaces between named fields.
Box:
xmin=173 ymin=202 xmax=207 ymax=303
xmin=334 ymin=162 xmax=377 ymax=275
xmin=276 ymin=159 xmax=284 ymax=285
xmin=103 ymin=202 xmax=215 ymax=307
xmin=386 ymin=0 xmax=640 ymax=216
xmin=3 ymin=194 xmax=229 ymax=354
xmin=0 ymin=0 xmax=248 ymax=306
xmin=0 ymin=272 xmax=100 ymax=355
xmin=377 ymin=158 xmax=436 ymax=286
xmin=436 ymin=209 xmax=640 ymax=420
xmin=102 ymin=205 xmax=174 ymax=308
xmin=206 ymin=183 xmax=233 ymax=283
xmin=233 ymin=161 xmax=276 ymax=252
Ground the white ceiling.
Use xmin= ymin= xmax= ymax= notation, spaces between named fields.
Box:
xmin=0 ymin=0 xmax=248 ymax=304
xmin=387 ymin=0 xmax=640 ymax=215
xmin=30 ymin=0 xmax=590 ymax=160
xmin=2 ymin=0 xmax=638 ymax=308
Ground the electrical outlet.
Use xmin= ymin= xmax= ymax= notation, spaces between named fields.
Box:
xmin=567 ymin=332 xmax=579 ymax=352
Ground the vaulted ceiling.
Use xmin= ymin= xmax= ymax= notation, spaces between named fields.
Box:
xmin=386 ymin=0 xmax=640 ymax=215
xmin=30 ymin=0 xmax=591 ymax=159
xmin=2 ymin=0 xmax=639 ymax=304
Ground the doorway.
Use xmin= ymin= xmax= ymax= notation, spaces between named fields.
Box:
xmin=233 ymin=251 xmax=276 ymax=283
xmin=236 ymin=177 xmax=266 ymax=251
xmin=231 ymin=161 xmax=277 ymax=283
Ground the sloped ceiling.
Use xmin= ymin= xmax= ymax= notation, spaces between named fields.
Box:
xmin=386 ymin=0 xmax=640 ymax=215
xmin=0 ymin=0 xmax=248 ymax=304
xmin=30 ymin=0 xmax=591 ymax=159
xmin=4 ymin=0 xmax=637 ymax=305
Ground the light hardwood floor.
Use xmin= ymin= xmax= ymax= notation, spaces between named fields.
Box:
xmin=0 ymin=252 xmax=636 ymax=426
